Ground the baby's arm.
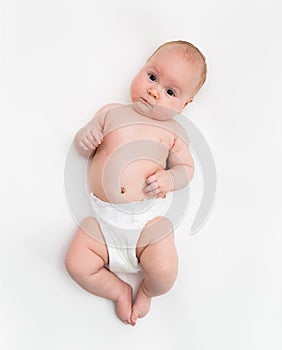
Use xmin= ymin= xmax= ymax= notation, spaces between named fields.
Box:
xmin=143 ymin=132 xmax=194 ymax=198
xmin=166 ymin=134 xmax=194 ymax=190
xmin=74 ymin=103 xmax=122 ymax=157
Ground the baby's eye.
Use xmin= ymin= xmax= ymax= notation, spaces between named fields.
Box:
xmin=148 ymin=74 xmax=157 ymax=82
xmin=166 ymin=88 xmax=176 ymax=97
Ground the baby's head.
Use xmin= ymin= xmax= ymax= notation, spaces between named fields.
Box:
xmin=130 ymin=40 xmax=207 ymax=120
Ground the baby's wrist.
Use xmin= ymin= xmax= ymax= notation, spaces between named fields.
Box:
xmin=165 ymin=170 xmax=174 ymax=192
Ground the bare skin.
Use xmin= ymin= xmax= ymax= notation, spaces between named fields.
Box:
xmin=65 ymin=216 xmax=177 ymax=326
xmin=67 ymin=105 xmax=192 ymax=326
xmin=87 ymin=104 xmax=193 ymax=203
xmin=66 ymin=45 xmax=204 ymax=325
xmin=65 ymin=217 xmax=132 ymax=323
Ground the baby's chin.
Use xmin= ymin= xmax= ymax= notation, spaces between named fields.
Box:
xmin=132 ymin=101 xmax=180 ymax=121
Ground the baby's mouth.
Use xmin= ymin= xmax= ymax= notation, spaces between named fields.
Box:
xmin=140 ymin=97 xmax=154 ymax=108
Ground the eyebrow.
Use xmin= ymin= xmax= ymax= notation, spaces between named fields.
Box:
xmin=148 ymin=65 xmax=162 ymax=75
xmin=168 ymin=80 xmax=181 ymax=92
xmin=148 ymin=65 xmax=183 ymax=93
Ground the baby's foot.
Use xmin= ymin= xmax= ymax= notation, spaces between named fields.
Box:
xmin=114 ymin=283 xmax=133 ymax=325
xmin=131 ymin=284 xmax=152 ymax=326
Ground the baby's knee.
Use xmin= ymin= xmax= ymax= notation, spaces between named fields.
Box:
xmin=65 ymin=246 xmax=97 ymax=282
xmin=144 ymin=256 xmax=178 ymax=296
xmin=65 ymin=217 xmax=107 ymax=276
xmin=64 ymin=246 xmax=80 ymax=279
xmin=154 ymin=255 xmax=178 ymax=282
xmin=64 ymin=234 xmax=103 ymax=281
xmin=142 ymin=233 xmax=178 ymax=281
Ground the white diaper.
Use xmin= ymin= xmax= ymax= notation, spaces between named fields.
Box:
xmin=89 ymin=193 xmax=172 ymax=273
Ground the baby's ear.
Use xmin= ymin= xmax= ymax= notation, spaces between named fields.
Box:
xmin=184 ymin=97 xmax=194 ymax=108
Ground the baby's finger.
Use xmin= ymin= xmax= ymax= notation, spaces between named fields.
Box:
xmin=85 ymin=133 xmax=98 ymax=148
xmin=96 ymin=131 xmax=104 ymax=143
xmin=143 ymin=183 xmax=161 ymax=197
xmin=143 ymin=182 xmax=157 ymax=193
xmin=79 ymin=140 xmax=92 ymax=151
xmin=146 ymin=175 xmax=157 ymax=185
xmin=80 ymin=136 xmax=95 ymax=150
xmin=90 ymin=130 xmax=103 ymax=145
xmin=144 ymin=186 xmax=160 ymax=197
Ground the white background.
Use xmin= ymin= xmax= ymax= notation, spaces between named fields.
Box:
xmin=1 ymin=0 xmax=282 ymax=349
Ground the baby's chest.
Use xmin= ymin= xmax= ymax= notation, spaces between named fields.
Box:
xmin=104 ymin=121 xmax=174 ymax=148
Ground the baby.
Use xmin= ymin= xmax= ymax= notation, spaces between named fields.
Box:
xmin=65 ymin=40 xmax=207 ymax=326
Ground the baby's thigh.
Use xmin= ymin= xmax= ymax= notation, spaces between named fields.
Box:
xmin=65 ymin=216 xmax=109 ymax=276
xmin=137 ymin=216 xmax=174 ymax=251
xmin=136 ymin=216 xmax=177 ymax=266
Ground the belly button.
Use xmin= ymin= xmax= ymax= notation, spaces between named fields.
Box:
xmin=120 ymin=187 xmax=126 ymax=194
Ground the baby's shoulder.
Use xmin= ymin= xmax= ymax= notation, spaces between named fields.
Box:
xmin=95 ymin=103 xmax=123 ymax=116
xmin=167 ymin=118 xmax=189 ymax=142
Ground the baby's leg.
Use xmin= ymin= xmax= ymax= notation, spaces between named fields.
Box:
xmin=65 ymin=217 xmax=133 ymax=324
xmin=131 ymin=217 xmax=178 ymax=326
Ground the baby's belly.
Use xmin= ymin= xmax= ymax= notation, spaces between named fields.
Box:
xmin=88 ymin=141 xmax=168 ymax=203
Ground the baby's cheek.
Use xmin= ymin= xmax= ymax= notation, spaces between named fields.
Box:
xmin=135 ymin=75 xmax=145 ymax=91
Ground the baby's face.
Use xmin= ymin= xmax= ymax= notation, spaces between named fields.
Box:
xmin=130 ymin=47 xmax=201 ymax=120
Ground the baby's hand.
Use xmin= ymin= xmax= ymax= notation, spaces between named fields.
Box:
xmin=75 ymin=125 xmax=103 ymax=152
xmin=143 ymin=169 xmax=173 ymax=199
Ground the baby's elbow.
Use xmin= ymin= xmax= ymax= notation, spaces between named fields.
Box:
xmin=186 ymin=165 xmax=194 ymax=183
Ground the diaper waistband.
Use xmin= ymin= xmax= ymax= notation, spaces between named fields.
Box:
xmin=89 ymin=193 xmax=156 ymax=214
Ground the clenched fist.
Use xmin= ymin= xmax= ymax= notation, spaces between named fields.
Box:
xmin=75 ymin=125 xmax=104 ymax=152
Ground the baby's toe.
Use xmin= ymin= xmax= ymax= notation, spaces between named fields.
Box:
xmin=130 ymin=309 xmax=140 ymax=326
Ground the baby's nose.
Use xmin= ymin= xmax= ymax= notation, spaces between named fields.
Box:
xmin=147 ymin=87 xmax=159 ymax=99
